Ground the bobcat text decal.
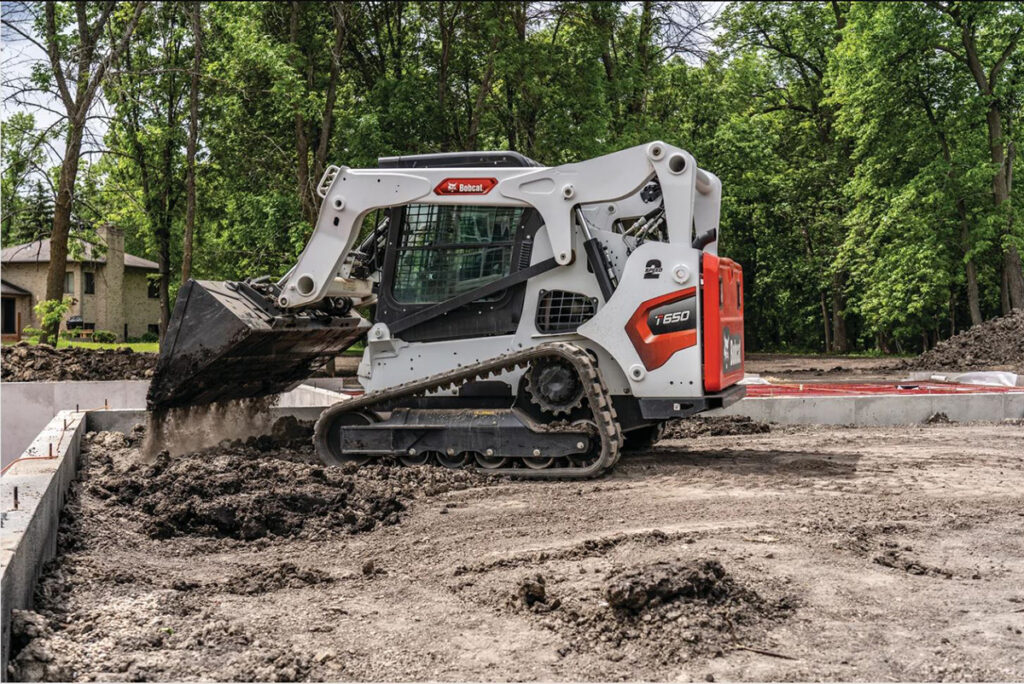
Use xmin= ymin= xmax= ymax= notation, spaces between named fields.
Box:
xmin=433 ymin=178 xmax=499 ymax=195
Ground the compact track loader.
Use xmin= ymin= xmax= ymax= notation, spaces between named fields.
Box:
xmin=149 ymin=141 xmax=746 ymax=478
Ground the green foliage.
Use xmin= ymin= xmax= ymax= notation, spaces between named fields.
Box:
xmin=31 ymin=297 xmax=73 ymax=345
xmin=93 ymin=330 xmax=117 ymax=343
xmin=21 ymin=328 xmax=45 ymax=343
xmin=5 ymin=1 xmax=1022 ymax=354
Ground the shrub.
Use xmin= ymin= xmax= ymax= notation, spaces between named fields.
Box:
xmin=141 ymin=331 xmax=159 ymax=343
xmin=21 ymin=327 xmax=45 ymax=342
xmin=59 ymin=331 xmax=75 ymax=340
xmin=33 ymin=297 xmax=73 ymax=345
xmin=93 ymin=330 xmax=117 ymax=343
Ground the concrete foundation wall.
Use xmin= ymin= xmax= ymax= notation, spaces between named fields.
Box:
xmin=1 ymin=411 xmax=84 ymax=680
xmin=0 ymin=382 xmax=345 ymax=468
xmin=1 ymin=381 xmax=150 ymax=468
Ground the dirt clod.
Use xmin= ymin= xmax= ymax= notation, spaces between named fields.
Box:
xmin=604 ymin=559 xmax=731 ymax=613
xmin=513 ymin=574 xmax=561 ymax=613
xmin=0 ymin=342 xmax=154 ymax=382
xmin=874 ymin=549 xmax=953 ymax=579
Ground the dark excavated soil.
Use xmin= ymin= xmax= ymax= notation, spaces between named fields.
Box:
xmin=86 ymin=421 xmax=490 ymax=541
xmin=662 ymin=415 xmax=771 ymax=440
xmin=904 ymin=309 xmax=1024 ymax=373
xmin=0 ymin=342 xmax=155 ymax=382
xmin=514 ymin=559 xmax=792 ymax=667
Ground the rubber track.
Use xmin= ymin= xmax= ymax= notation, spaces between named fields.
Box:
xmin=313 ymin=342 xmax=623 ymax=479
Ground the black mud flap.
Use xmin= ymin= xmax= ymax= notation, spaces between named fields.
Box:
xmin=147 ymin=280 xmax=369 ymax=409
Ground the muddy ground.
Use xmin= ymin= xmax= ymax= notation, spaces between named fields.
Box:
xmin=9 ymin=417 xmax=1024 ymax=682
xmin=1 ymin=344 xmax=155 ymax=382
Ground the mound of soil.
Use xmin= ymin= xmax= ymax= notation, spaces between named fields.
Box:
xmin=605 ymin=559 xmax=734 ymax=613
xmin=904 ymin=309 xmax=1024 ymax=372
xmin=525 ymin=558 xmax=792 ymax=667
xmin=84 ymin=423 xmax=491 ymax=541
xmin=1 ymin=342 xmax=155 ymax=382
xmin=221 ymin=562 xmax=334 ymax=595
xmin=662 ymin=415 xmax=771 ymax=440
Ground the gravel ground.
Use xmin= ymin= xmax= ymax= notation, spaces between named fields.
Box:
xmin=8 ymin=419 xmax=1024 ymax=681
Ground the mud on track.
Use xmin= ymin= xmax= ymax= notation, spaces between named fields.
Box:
xmin=9 ymin=420 xmax=1024 ymax=681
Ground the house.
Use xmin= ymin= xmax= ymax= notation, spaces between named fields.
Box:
xmin=1 ymin=225 xmax=161 ymax=342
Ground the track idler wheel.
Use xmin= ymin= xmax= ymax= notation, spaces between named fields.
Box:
xmin=473 ymin=450 xmax=508 ymax=469
xmin=314 ymin=410 xmax=379 ymax=467
xmin=401 ymin=449 xmax=439 ymax=467
xmin=437 ymin=450 xmax=471 ymax=469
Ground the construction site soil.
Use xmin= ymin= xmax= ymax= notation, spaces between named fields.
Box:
xmin=903 ymin=309 xmax=1024 ymax=373
xmin=8 ymin=417 xmax=1024 ymax=681
xmin=0 ymin=343 xmax=155 ymax=382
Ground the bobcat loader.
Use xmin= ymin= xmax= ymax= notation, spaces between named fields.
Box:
xmin=148 ymin=141 xmax=746 ymax=478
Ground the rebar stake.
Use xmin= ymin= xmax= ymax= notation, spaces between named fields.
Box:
xmin=12 ymin=487 xmax=19 ymax=510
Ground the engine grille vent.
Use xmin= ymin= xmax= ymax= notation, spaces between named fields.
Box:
xmin=536 ymin=290 xmax=596 ymax=334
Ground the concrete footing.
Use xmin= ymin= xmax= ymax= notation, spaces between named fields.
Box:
xmin=709 ymin=391 xmax=1024 ymax=425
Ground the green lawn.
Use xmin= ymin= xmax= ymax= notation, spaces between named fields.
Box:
xmin=3 ymin=339 xmax=159 ymax=353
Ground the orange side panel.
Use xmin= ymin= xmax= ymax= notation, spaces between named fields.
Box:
xmin=625 ymin=287 xmax=698 ymax=371
xmin=702 ymin=253 xmax=745 ymax=392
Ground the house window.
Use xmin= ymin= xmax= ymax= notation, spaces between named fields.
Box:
xmin=147 ymin=279 xmax=160 ymax=299
xmin=148 ymin=324 xmax=160 ymax=335
xmin=64 ymin=271 xmax=74 ymax=294
xmin=84 ymin=272 xmax=95 ymax=295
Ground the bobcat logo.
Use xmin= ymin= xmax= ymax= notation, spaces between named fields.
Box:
xmin=447 ymin=181 xmax=458 ymax=192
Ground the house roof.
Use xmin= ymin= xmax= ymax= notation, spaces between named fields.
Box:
xmin=1 ymin=279 xmax=31 ymax=296
xmin=0 ymin=238 xmax=159 ymax=270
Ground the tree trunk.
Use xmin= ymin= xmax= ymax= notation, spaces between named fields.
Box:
xmin=290 ymin=2 xmax=316 ymax=227
xmin=182 ymin=1 xmax=201 ymax=283
xmin=819 ymin=292 xmax=832 ymax=352
xmin=438 ymin=1 xmax=453 ymax=151
xmin=43 ymin=118 xmax=86 ymax=338
xmin=831 ymin=283 xmax=847 ymax=353
xmin=960 ymin=22 xmax=1024 ymax=309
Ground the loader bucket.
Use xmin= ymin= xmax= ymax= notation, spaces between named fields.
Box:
xmin=147 ymin=280 xmax=369 ymax=409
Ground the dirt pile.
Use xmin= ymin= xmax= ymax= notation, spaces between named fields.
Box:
xmin=604 ymin=559 xmax=735 ymax=612
xmin=904 ymin=309 xmax=1024 ymax=372
xmin=84 ymin=422 xmax=491 ymax=541
xmin=513 ymin=558 xmax=792 ymax=667
xmin=221 ymin=562 xmax=334 ymax=595
xmin=5 ymin=611 xmax=71 ymax=683
xmin=0 ymin=342 xmax=155 ymax=382
xmin=662 ymin=415 xmax=771 ymax=440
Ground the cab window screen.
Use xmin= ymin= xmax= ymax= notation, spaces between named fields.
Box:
xmin=393 ymin=204 xmax=521 ymax=304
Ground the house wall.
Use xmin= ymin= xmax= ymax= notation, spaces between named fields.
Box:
xmin=0 ymin=263 xmax=45 ymax=327
xmin=124 ymin=269 xmax=161 ymax=338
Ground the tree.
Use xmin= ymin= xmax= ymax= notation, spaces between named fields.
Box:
xmin=2 ymin=1 xmax=146 ymax=340
xmin=924 ymin=1 xmax=1024 ymax=311
xmin=0 ymin=112 xmax=51 ymax=244
xmin=181 ymin=0 xmax=201 ymax=282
